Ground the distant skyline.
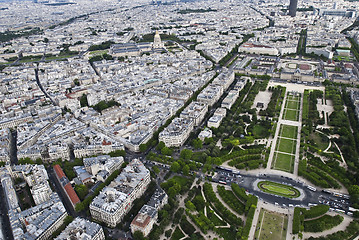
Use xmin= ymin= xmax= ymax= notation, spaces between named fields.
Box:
xmin=289 ymin=0 xmax=298 ymax=17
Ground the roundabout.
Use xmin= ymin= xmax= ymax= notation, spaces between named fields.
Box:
xmin=257 ymin=180 xmax=301 ymax=199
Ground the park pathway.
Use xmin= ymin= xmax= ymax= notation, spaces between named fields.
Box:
xmin=248 ymin=202 xmax=262 ymax=240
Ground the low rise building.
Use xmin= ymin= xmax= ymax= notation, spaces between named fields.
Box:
xmin=131 ymin=188 xmax=167 ymax=236
xmin=198 ymin=128 xmax=213 ymax=141
xmin=130 ymin=205 xmax=157 ymax=237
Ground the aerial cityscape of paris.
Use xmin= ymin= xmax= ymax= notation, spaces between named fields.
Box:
xmin=1 ymin=0 xmax=359 ymax=239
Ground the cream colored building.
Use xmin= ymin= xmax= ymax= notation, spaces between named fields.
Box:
xmin=159 ymin=118 xmax=194 ymax=147
xmin=90 ymin=159 xmax=150 ymax=227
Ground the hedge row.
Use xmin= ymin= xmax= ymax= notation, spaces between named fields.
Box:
xmin=308 ymin=166 xmax=340 ymax=189
xmin=180 ymin=215 xmax=196 ymax=235
xmin=228 ymin=154 xmax=262 ymax=166
xmin=298 ymin=159 xmax=341 ymax=189
xmin=307 ymin=155 xmax=350 ymax=187
xmin=304 ymin=205 xmax=330 ymax=219
xmin=217 ymin=186 xmax=245 ymax=215
xmin=307 ymin=220 xmax=359 ymax=240
xmin=235 ymin=159 xmax=264 ymax=170
xmin=231 ymin=183 xmax=249 ymax=202
xmin=186 ymin=210 xmax=214 ymax=234
xmin=292 ymin=207 xmax=303 ymax=234
xmin=203 ymin=183 xmax=242 ymax=226
xmin=304 ymin=215 xmax=343 ymax=232
xmin=221 ymin=148 xmax=263 ymax=162
xmin=241 ymin=205 xmax=256 ymax=239
xmin=245 ymin=194 xmax=258 ymax=214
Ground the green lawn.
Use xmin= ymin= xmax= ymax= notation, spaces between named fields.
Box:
xmin=283 ymin=108 xmax=299 ymax=121
xmin=171 ymin=176 xmax=189 ymax=186
xmin=45 ymin=54 xmax=78 ymax=61
xmin=280 ymin=125 xmax=298 ymax=139
xmin=287 ymin=94 xmax=300 ymax=101
xmin=252 ymin=125 xmax=268 ymax=138
xmin=254 ymin=210 xmax=265 ymax=239
xmin=255 ymin=209 xmax=288 ymax=240
xmin=89 ymin=50 xmax=109 ymax=56
xmin=333 ymin=55 xmax=353 ymax=62
xmin=272 ymin=152 xmax=294 ymax=173
xmin=19 ymin=58 xmax=42 ymax=63
xmin=285 ymin=100 xmax=299 ymax=110
xmin=309 ymin=132 xmax=329 ymax=151
xmin=276 ymin=138 xmax=296 ymax=154
xmin=258 ymin=181 xmax=300 ymax=198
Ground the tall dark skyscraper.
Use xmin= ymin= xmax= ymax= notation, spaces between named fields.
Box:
xmin=289 ymin=0 xmax=298 ymax=17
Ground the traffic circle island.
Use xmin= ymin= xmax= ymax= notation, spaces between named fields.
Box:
xmin=257 ymin=180 xmax=301 ymax=199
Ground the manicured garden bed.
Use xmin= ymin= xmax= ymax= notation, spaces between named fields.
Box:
xmin=258 ymin=181 xmax=300 ymax=198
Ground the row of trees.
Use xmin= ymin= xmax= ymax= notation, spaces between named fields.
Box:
xmin=89 ymin=53 xmax=113 ymax=63
xmin=187 ymin=209 xmax=214 ymax=234
xmin=241 ymin=80 xmax=268 ymax=112
xmin=304 ymin=215 xmax=343 ymax=233
xmin=228 ymin=154 xmax=262 ymax=167
xmin=307 ymin=153 xmax=350 ymax=187
xmin=203 ymin=183 xmax=242 ymax=226
xmin=293 ymin=205 xmax=334 ymax=236
xmin=307 ymin=220 xmax=359 ymax=240
xmin=221 ymin=147 xmax=263 ymax=162
xmin=88 ymin=41 xmax=115 ymax=51
xmin=217 ymin=185 xmax=245 ymax=215
xmin=148 ymin=175 xmax=196 ymax=240
xmin=298 ymin=159 xmax=341 ymax=189
xmin=296 ymin=29 xmax=307 ymax=55
xmin=303 ymin=205 xmax=330 ymax=219
xmin=259 ymin=86 xmax=285 ymax=117
xmin=241 ymin=205 xmax=256 ymax=239
xmin=231 ymin=183 xmax=249 ymax=202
